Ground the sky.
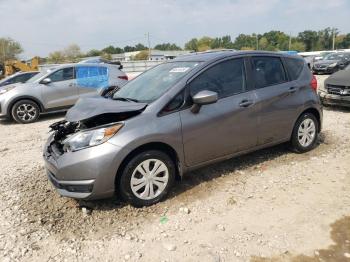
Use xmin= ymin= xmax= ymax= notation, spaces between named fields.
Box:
xmin=0 ymin=0 xmax=350 ymax=58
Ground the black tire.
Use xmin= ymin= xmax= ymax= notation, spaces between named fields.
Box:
xmin=290 ymin=113 xmax=319 ymax=153
xmin=11 ymin=99 xmax=40 ymax=124
xmin=118 ymin=150 xmax=176 ymax=207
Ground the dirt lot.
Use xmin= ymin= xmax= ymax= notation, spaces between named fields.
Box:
xmin=0 ymin=75 xmax=350 ymax=262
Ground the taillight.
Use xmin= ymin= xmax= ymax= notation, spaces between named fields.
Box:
xmin=311 ymin=75 xmax=317 ymax=91
xmin=118 ymin=75 xmax=128 ymax=81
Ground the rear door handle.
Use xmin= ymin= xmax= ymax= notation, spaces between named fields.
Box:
xmin=289 ymin=86 xmax=297 ymax=93
xmin=239 ymin=99 xmax=254 ymax=108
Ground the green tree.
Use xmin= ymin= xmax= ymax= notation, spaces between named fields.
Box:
xmin=337 ymin=33 xmax=350 ymax=49
xmin=184 ymin=38 xmax=199 ymax=51
xmin=48 ymin=51 xmax=65 ymax=63
xmin=134 ymin=43 xmax=147 ymax=51
xmin=197 ymin=36 xmax=213 ymax=51
xmin=0 ymin=37 xmax=23 ymax=64
xmin=102 ymin=45 xmax=116 ymax=54
xmin=124 ymin=45 xmax=136 ymax=52
xmin=63 ymin=44 xmax=82 ymax=62
xmin=298 ymin=30 xmax=319 ymax=51
xmin=86 ymin=49 xmax=102 ymax=56
xmin=233 ymin=34 xmax=257 ymax=50
xmin=154 ymin=43 xmax=182 ymax=50
xmin=134 ymin=50 xmax=149 ymax=60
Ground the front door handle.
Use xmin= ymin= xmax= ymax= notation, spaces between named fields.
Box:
xmin=239 ymin=99 xmax=254 ymax=108
xmin=289 ymin=86 xmax=297 ymax=93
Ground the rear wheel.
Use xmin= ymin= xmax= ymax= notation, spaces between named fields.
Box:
xmin=290 ymin=113 xmax=318 ymax=153
xmin=11 ymin=100 xmax=40 ymax=124
xmin=118 ymin=150 xmax=175 ymax=207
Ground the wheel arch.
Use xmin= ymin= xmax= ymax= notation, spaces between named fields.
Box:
xmin=8 ymin=96 xmax=44 ymax=115
xmin=115 ymin=142 xmax=182 ymax=188
xmin=291 ymin=107 xmax=321 ymax=139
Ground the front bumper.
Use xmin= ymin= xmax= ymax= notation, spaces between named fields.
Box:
xmin=43 ymin=136 xmax=131 ymax=200
xmin=312 ymin=66 xmax=336 ymax=74
xmin=319 ymin=92 xmax=350 ymax=107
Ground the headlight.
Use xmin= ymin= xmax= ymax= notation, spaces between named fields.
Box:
xmin=328 ymin=63 xmax=337 ymax=67
xmin=0 ymin=85 xmax=16 ymax=95
xmin=63 ymin=123 xmax=123 ymax=152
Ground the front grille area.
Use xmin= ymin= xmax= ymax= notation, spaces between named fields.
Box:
xmin=327 ymin=84 xmax=350 ymax=96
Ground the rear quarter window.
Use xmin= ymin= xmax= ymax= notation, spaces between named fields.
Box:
xmin=285 ymin=58 xmax=305 ymax=80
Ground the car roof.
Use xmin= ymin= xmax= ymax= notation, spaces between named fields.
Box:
xmin=57 ymin=63 xmax=117 ymax=68
xmin=174 ymin=50 xmax=301 ymax=62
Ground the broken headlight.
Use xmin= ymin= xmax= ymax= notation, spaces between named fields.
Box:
xmin=62 ymin=123 xmax=123 ymax=152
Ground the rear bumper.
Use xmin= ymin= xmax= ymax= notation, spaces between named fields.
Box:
xmin=319 ymin=92 xmax=350 ymax=107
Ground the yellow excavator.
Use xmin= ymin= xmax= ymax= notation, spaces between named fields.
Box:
xmin=0 ymin=57 xmax=39 ymax=79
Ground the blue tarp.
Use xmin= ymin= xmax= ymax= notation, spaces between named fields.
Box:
xmin=76 ymin=66 xmax=109 ymax=88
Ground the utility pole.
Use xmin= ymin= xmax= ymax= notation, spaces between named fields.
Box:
xmin=288 ymin=32 xmax=292 ymax=51
xmin=332 ymin=29 xmax=336 ymax=50
xmin=147 ymin=32 xmax=151 ymax=60
xmin=256 ymin=34 xmax=259 ymax=50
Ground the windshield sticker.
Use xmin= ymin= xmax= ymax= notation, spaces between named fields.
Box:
xmin=169 ymin=67 xmax=190 ymax=73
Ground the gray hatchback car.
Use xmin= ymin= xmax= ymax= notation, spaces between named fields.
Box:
xmin=43 ymin=51 xmax=322 ymax=207
xmin=0 ymin=63 xmax=127 ymax=123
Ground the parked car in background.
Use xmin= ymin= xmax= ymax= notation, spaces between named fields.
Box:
xmin=0 ymin=71 xmax=39 ymax=88
xmin=312 ymin=52 xmax=350 ymax=74
xmin=43 ymin=50 xmax=322 ymax=207
xmin=319 ymin=64 xmax=350 ymax=107
xmin=0 ymin=63 xmax=128 ymax=123
xmin=313 ymin=51 xmax=334 ymax=61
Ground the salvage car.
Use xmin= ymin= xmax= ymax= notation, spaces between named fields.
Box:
xmin=43 ymin=50 xmax=322 ymax=207
xmin=319 ymin=64 xmax=350 ymax=107
xmin=312 ymin=52 xmax=350 ymax=74
xmin=0 ymin=63 xmax=127 ymax=123
xmin=0 ymin=71 xmax=39 ymax=88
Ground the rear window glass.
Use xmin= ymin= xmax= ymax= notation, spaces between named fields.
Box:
xmin=76 ymin=66 xmax=108 ymax=88
xmin=285 ymin=58 xmax=304 ymax=80
xmin=252 ymin=56 xmax=286 ymax=89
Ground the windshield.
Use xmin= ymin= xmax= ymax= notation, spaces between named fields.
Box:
xmin=27 ymin=68 xmax=56 ymax=83
xmin=113 ymin=61 xmax=201 ymax=103
xmin=324 ymin=53 xmax=344 ymax=60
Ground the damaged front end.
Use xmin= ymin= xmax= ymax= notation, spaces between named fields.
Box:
xmin=48 ymin=97 xmax=147 ymax=154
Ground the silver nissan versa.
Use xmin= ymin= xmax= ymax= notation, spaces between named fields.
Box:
xmin=43 ymin=51 xmax=322 ymax=207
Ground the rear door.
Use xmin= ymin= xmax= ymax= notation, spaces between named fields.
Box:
xmin=250 ymin=56 xmax=302 ymax=145
xmin=75 ymin=65 xmax=109 ymax=98
xmin=41 ymin=67 xmax=78 ymax=109
xmin=179 ymin=57 xmax=258 ymax=166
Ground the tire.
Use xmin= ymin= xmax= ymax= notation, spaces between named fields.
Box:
xmin=118 ymin=150 xmax=176 ymax=207
xmin=290 ymin=113 xmax=319 ymax=153
xmin=11 ymin=99 xmax=40 ymax=124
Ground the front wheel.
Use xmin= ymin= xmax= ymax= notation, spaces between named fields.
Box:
xmin=290 ymin=113 xmax=319 ymax=153
xmin=11 ymin=100 xmax=40 ymax=124
xmin=118 ymin=150 xmax=176 ymax=207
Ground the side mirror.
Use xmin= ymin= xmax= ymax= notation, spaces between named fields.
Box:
xmin=41 ymin=78 xmax=52 ymax=85
xmin=191 ymin=90 xmax=218 ymax=113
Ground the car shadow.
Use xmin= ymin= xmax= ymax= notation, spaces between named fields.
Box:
xmin=0 ymin=111 xmax=66 ymax=125
xmin=80 ymin=142 xmax=295 ymax=211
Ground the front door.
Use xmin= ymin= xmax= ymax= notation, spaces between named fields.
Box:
xmin=179 ymin=58 xmax=258 ymax=167
xmin=41 ymin=67 xmax=79 ymax=109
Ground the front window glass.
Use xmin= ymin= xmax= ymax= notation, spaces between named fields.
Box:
xmin=49 ymin=67 xmax=74 ymax=82
xmin=114 ymin=62 xmax=201 ymax=103
xmin=189 ymin=58 xmax=246 ymax=98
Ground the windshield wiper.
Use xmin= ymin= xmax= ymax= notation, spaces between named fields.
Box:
xmin=113 ymin=96 xmax=139 ymax=103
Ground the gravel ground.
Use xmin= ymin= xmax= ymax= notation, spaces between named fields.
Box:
xmin=0 ymin=75 xmax=350 ymax=262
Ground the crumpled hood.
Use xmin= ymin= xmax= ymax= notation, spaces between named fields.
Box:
xmin=65 ymin=97 xmax=147 ymax=122
xmin=325 ymin=69 xmax=350 ymax=86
